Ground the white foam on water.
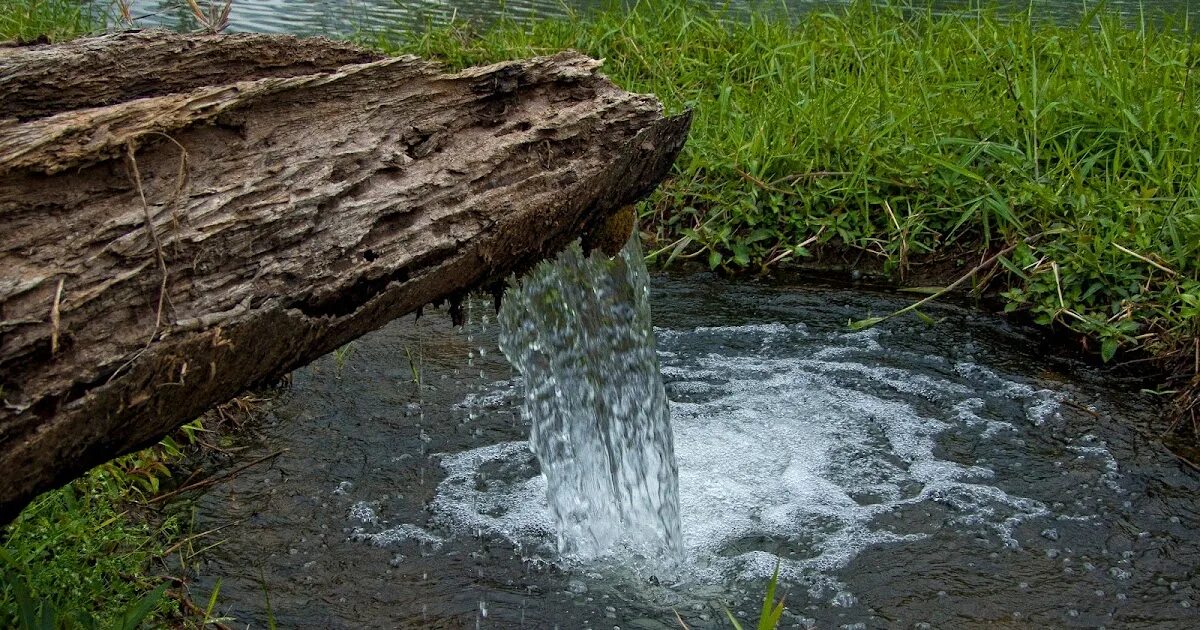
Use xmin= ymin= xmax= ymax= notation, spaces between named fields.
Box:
xmin=665 ymin=350 xmax=1046 ymax=586
xmin=951 ymin=398 xmax=1013 ymax=438
xmin=431 ymin=441 xmax=554 ymax=545
xmin=454 ymin=377 xmax=520 ymax=411
xmin=419 ymin=319 xmax=1092 ymax=593
xmin=1025 ymin=394 xmax=1065 ymax=425
xmin=343 ymin=498 xmax=444 ymax=549
xmin=349 ymin=500 xmax=379 ymax=524
xmin=796 ymin=358 xmax=974 ymax=400
xmin=349 ymin=523 xmax=443 ymax=549
xmin=954 ymin=362 xmax=1064 ymax=425
xmin=657 ymin=322 xmax=805 ymax=340
xmin=1069 ymin=435 xmax=1124 ymax=493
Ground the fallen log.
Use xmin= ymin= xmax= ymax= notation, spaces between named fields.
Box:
xmin=0 ymin=31 xmax=379 ymax=120
xmin=0 ymin=31 xmax=690 ymax=524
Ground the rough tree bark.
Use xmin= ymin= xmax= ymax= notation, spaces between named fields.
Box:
xmin=0 ymin=31 xmax=380 ymax=120
xmin=0 ymin=31 xmax=690 ymax=524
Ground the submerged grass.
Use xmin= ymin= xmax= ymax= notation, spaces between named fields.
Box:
xmin=375 ymin=1 xmax=1200 ymax=387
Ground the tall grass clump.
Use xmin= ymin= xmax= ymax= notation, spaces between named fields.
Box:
xmin=0 ymin=0 xmax=99 ymax=42
xmin=377 ymin=1 xmax=1199 ymax=382
xmin=0 ymin=414 xmax=240 ymax=626
xmin=0 ymin=462 xmax=183 ymax=627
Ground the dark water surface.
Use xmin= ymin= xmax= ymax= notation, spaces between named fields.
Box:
xmin=124 ymin=0 xmax=1197 ymax=36
xmin=186 ymin=273 xmax=1199 ymax=628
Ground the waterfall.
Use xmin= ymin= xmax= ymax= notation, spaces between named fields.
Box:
xmin=497 ymin=234 xmax=683 ymax=563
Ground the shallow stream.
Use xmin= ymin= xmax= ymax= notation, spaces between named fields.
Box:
xmin=186 ymin=269 xmax=1199 ymax=628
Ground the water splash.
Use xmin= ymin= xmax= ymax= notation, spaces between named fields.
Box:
xmin=497 ymin=235 xmax=683 ymax=563
xmin=440 ymin=312 xmax=1070 ymax=594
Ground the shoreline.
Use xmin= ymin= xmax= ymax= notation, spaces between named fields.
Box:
xmin=377 ymin=0 xmax=1198 ymax=434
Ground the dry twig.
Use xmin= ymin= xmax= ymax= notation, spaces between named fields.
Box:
xmin=147 ymin=449 xmax=287 ymax=504
xmin=123 ymin=143 xmax=172 ymax=345
xmin=185 ymin=0 xmax=233 ymax=34
xmin=50 ymin=278 xmax=64 ymax=354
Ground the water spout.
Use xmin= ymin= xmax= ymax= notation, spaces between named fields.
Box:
xmin=498 ymin=235 xmax=683 ymax=563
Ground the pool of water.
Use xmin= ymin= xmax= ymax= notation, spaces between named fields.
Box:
xmin=120 ymin=0 xmax=1194 ymax=36
xmin=183 ymin=273 xmax=1199 ymax=628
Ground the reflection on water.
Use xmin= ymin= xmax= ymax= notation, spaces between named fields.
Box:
xmin=184 ymin=273 xmax=1200 ymax=629
xmin=120 ymin=0 xmax=1198 ymax=36
xmin=120 ymin=0 xmax=590 ymax=35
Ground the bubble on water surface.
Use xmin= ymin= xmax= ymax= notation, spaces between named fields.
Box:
xmin=432 ymin=441 xmax=555 ymax=546
xmin=348 ymin=523 xmax=443 ymax=549
xmin=344 ymin=500 xmax=444 ymax=550
xmin=348 ymin=500 xmax=378 ymax=524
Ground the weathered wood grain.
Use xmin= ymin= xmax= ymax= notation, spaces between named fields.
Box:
xmin=0 ymin=32 xmax=690 ymax=523
xmin=0 ymin=30 xmax=379 ymax=120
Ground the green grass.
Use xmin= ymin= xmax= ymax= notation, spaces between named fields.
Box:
xmin=373 ymin=1 xmax=1200 ymax=372
xmin=0 ymin=412 xmax=239 ymax=627
xmin=725 ymin=560 xmax=786 ymax=629
xmin=0 ymin=413 xmax=249 ymax=627
xmin=0 ymin=459 xmax=184 ymax=627
xmin=0 ymin=0 xmax=101 ymax=42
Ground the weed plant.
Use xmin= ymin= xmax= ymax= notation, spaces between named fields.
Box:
xmin=0 ymin=456 xmax=185 ymax=627
xmin=0 ymin=0 xmax=97 ymax=41
xmin=1 ymin=413 xmax=237 ymax=626
xmin=725 ymin=561 xmax=786 ymax=629
xmin=378 ymin=0 xmax=1200 ymax=370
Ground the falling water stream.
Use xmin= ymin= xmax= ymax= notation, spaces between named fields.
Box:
xmin=182 ymin=238 xmax=1200 ymax=628
xmin=496 ymin=238 xmax=682 ymax=564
